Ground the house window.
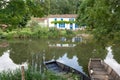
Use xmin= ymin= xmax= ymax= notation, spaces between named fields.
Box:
xmin=61 ymin=18 xmax=63 ymax=21
xmin=59 ymin=18 xmax=65 ymax=28
xmin=69 ymin=18 xmax=74 ymax=21
xmin=55 ymin=18 xmax=57 ymax=21
xmin=75 ymin=24 xmax=78 ymax=28
xmin=59 ymin=23 xmax=65 ymax=28
xmin=70 ymin=23 xmax=73 ymax=29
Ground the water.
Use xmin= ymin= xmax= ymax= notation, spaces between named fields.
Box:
xmin=0 ymin=50 xmax=27 ymax=72
xmin=0 ymin=38 xmax=120 ymax=75
xmin=104 ymin=46 xmax=120 ymax=76
xmin=57 ymin=53 xmax=84 ymax=74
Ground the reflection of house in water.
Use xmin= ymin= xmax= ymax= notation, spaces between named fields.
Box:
xmin=72 ymin=37 xmax=82 ymax=42
xmin=60 ymin=37 xmax=66 ymax=42
xmin=48 ymin=37 xmax=83 ymax=47
xmin=49 ymin=43 xmax=76 ymax=47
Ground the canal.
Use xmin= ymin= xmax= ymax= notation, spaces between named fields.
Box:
xmin=0 ymin=38 xmax=120 ymax=75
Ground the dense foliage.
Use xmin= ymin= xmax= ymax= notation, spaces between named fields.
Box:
xmin=0 ymin=0 xmax=80 ymax=30
xmin=0 ymin=68 xmax=66 ymax=80
xmin=77 ymin=0 xmax=120 ymax=44
xmin=0 ymin=0 xmax=28 ymax=29
xmin=0 ymin=26 xmax=76 ymax=39
xmin=49 ymin=0 xmax=80 ymax=14
xmin=0 ymin=0 xmax=50 ymax=29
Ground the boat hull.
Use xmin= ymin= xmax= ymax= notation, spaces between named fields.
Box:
xmin=88 ymin=58 xmax=120 ymax=80
xmin=44 ymin=60 xmax=91 ymax=80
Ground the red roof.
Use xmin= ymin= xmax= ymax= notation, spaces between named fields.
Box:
xmin=33 ymin=14 xmax=77 ymax=22
xmin=48 ymin=14 xmax=77 ymax=18
xmin=33 ymin=18 xmax=47 ymax=22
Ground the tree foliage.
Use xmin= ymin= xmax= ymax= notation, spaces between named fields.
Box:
xmin=26 ymin=0 xmax=50 ymax=17
xmin=0 ymin=0 xmax=29 ymax=29
xmin=49 ymin=0 xmax=80 ymax=14
xmin=0 ymin=0 xmax=81 ymax=30
xmin=77 ymin=0 xmax=120 ymax=43
xmin=0 ymin=0 xmax=50 ymax=29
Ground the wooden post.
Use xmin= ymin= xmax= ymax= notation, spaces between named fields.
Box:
xmin=105 ymin=75 xmax=108 ymax=80
xmin=21 ymin=66 xmax=25 ymax=80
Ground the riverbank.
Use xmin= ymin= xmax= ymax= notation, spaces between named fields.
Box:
xmin=0 ymin=26 xmax=92 ymax=40
xmin=0 ymin=27 xmax=75 ymax=39
xmin=0 ymin=66 xmax=67 ymax=80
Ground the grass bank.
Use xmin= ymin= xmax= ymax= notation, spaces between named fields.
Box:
xmin=0 ymin=26 xmax=79 ymax=39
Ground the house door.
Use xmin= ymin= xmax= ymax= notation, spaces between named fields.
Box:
xmin=70 ymin=23 xmax=73 ymax=30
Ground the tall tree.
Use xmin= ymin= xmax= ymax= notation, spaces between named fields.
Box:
xmin=0 ymin=0 xmax=50 ymax=29
xmin=49 ymin=0 xmax=80 ymax=14
xmin=40 ymin=0 xmax=50 ymax=16
xmin=26 ymin=0 xmax=50 ymax=17
xmin=77 ymin=0 xmax=120 ymax=43
xmin=0 ymin=0 xmax=30 ymax=29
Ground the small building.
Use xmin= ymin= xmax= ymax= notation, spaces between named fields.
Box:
xmin=33 ymin=14 xmax=83 ymax=30
xmin=30 ymin=17 xmax=47 ymax=27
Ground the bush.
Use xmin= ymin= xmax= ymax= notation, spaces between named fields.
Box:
xmin=48 ymin=27 xmax=60 ymax=38
xmin=18 ymin=28 xmax=32 ymax=38
xmin=31 ymin=26 xmax=49 ymax=38
xmin=0 ymin=26 xmax=76 ymax=39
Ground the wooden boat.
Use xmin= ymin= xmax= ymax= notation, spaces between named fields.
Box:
xmin=44 ymin=60 xmax=91 ymax=80
xmin=88 ymin=58 xmax=120 ymax=80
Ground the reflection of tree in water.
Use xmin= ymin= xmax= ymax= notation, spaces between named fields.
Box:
xmin=0 ymin=48 xmax=8 ymax=56
xmin=9 ymin=43 xmax=31 ymax=64
xmin=0 ymin=41 xmax=10 ymax=57
xmin=74 ymin=42 xmax=106 ymax=74
xmin=112 ymin=44 xmax=120 ymax=64
xmin=45 ymin=47 xmax=75 ymax=61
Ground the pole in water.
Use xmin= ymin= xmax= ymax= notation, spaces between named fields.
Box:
xmin=21 ymin=66 xmax=25 ymax=80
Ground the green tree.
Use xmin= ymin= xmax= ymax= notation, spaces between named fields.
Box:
xmin=0 ymin=0 xmax=30 ymax=29
xmin=77 ymin=0 xmax=120 ymax=44
xmin=40 ymin=0 xmax=50 ymax=15
xmin=0 ymin=0 xmax=50 ymax=30
xmin=26 ymin=0 xmax=49 ymax=17
xmin=49 ymin=0 xmax=80 ymax=14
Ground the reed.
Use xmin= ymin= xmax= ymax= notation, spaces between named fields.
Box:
xmin=0 ymin=66 xmax=67 ymax=80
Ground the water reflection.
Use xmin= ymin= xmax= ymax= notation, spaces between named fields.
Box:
xmin=0 ymin=39 xmax=108 ymax=73
xmin=0 ymin=50 xmax=28 ymax=72
xmin=57 ymin=53 xmax=85 ymax=74
xmin=49 ymin=43 xmax=76 ymax=47
xmin=104 ymin=46 xmax=120 ymax=76
xmin=60 ymin=37 xmax=66 ymax=42
xmin=60 ymin=37 xmax=82 ymax=42
xmin=72 ymin=37 xmax=82 ymax=42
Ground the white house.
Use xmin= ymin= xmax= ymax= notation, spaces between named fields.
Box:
xmin=33 ymin=14 xmax=81 ymax=30
xmin=47 ymin=14 xmax=79 ymax=30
